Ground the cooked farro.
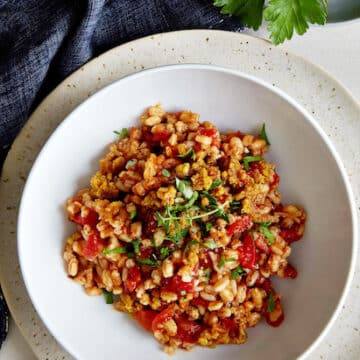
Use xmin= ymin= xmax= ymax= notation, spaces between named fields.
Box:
xmin=64 ymin=104 xmax=306 ymax=353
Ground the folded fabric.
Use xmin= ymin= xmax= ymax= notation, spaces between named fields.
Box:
xmin=0 ymin=0 xmax=242 ymax=168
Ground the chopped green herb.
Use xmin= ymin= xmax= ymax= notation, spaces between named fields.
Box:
xmin=218 ymin=254 xmax=225 ymax=268
xmin=243 ymin=156 xmax=263 ymax=170
xmin=176 ymin=177 xmax=194 ymax=199
xmin=177 ymin=148 xmax=196 ymax=160
xmin=267 ymin=291 xmax=275 ymax=313
xmin=102 ymin=247 xmax=127 ymax=255
xmin=209 ymin=179 xmax=222 ymax=190
xmin=130 ymin=209 xmax=137 ymax=220
xmin=126 ymin=159 xmax=137 ymax=168
xmin=102 ymin=289 xmax=113 ymax=304
xmin=162 ymin=169 xmax=171 ymax=177
xmin=203 ymin=241 xmax=215 ymax=249
xmin=160 ymin=247 xmax=170 ymax=259
xmin=231 ymin=266 xmax=245 ymax=280
xmin=127 ymin=252 xmax=135 ymax=259
xmin=164 ymin=228 xmax=189 ymax=244
xmin=225 ymin=258 xmax=237 ymax=262
xmin=260 ymin=124 xmax=271 ymax=145
xmin=259 ymin=224 xmax=275 ymax=245
xmin=201 ymin=191 xmax=218 ymax=205
xmin=136 ymin=257 xmax=159 ymax=267
xmin=184 ymin=240 xmax=200 ymax=253
xmin=114 ymin=128 xmax=128 ymax=139
xmin=205 ymin=222 xmax=212 ymax=232
xmin=203 ymin=268 xmax=211 ymax=280
xmin=132 ymin=239 xmax=141 ymax=254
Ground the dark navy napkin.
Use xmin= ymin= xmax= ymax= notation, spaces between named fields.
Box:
xmin=0 ymin=0 xmax=243 ymax=346
xmin=0 ymin=0 xmax=242 ymax=168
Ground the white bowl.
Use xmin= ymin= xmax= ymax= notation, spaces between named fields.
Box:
xmin=18 ymin=65 xmax=357 ymax=360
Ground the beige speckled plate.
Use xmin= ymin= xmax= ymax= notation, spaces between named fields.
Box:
xmin=0 ymin=30 xmax=359 ymax=360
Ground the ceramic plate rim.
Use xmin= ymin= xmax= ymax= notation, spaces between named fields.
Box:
xmin=17 ymin=63 xmax=358 ymax=360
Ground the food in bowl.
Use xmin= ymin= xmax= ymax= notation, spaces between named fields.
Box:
xmin=64 ymin=104 xmax=306 ymax=353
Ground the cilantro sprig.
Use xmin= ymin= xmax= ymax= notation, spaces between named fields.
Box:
xmin=213 ymin=0 xmax=328 ymax=45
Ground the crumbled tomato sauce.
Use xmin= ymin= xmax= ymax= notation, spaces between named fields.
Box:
xmin=144 ymin=130 xmax=171 ymax=144
xmin=152 ymin=308 xmax=174 ymax=331
xmin=134 ymin=309 xmax=158 ymax=332
xmin=191 ymin=297 xmax=209 ymax=308
xmin=174 ymin=314 xmax=205 ymax=343
xmin=221 ymin=318 xmax=238 ymax=337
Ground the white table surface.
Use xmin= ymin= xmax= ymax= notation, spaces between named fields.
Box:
xmin=1 ymin=21 xmax=359 ymax=360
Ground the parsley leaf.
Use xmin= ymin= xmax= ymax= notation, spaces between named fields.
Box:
xmin=103 ymin=247 xmax=127 ymax=255
xmin=264 ymin=0 xmax=328 ymax=45
xmin=136 ymin=257 xmax=159 ymax=267
xmin=114 ymin=128 xmax=128 ymax=139
xmin=130 ymin=209 xmax=137 ymax=220
xmin=162 ymin=169 xmax=171 ymax=177
xmin=218 ymin=254 xmax=225 ymax=268
xmin=132 ymin=239 xmax=142 ymax=254
xmin=259 ymin=223 xmax=275 ymax=245
xmin=184 ymin=240 xmax=200 ymax=254
xmin=102 ymin=289 xmax=113 ymax=304
xmin=177 ymin=148 xmax=196 ymax=160
xmin=209 ymin=179 xmax=223 ymax=190
xmin=160 ymin=247 xmax=170 ymax=259
xmin=260 ymin=124 xmax=271 ymax=145
xmin=231 ymin=266 xmax=245 ymax=279
xmin=214 ymin=0 xmax=265 ymax=30
xmin=203 ymin=241 xmax=215 ymax=249
xmin=267 ymin=291 xmax=275 ymax=313
xmin=176 ymin=177 xmax=194 ymax=199
xmin=243 ymin=156 xmax=263 ymax=170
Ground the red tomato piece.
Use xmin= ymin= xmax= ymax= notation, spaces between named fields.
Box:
xmin=221 ymin=318 xmax=238 ymax=337
xmin=270 ymin=173 xmax=280 ymax=189
xmin=152 ymin=308 xmax=174 ymax=332
xmin=144 ymin=130 xmax=171 ymax=144
xmin=82 ymin=230 xmax=104 ymax=260
xmin=175 ymin=315 xmax=205 ymax=343
xmin=198 ymin=128 xmax=220 ymax=147
xmin=259 ymin=278 xmax=273 ymax=294
xmin=163 ymin=275 xmax=195 ymax=296
xmin=238 ymin=232 xmax=256 ymax=269
xmin=141 ymin=209 xmax=158 ymax=237
xmin=134 ymin=310 xmax=158 ymax=332
xmin=227 ymin=215 xmax=253 ymax=236
xmin=280 ymin=224 xmax=303 ymax=243
xmin=72 ymin=208 xmax=98 ymax=228
xmin=191 ymin=297 xmax=209 ymax=308
xmin=283 ymin=264 xmax=298 ymax=279
xmin=265 ymin=302 xmax=285 ymax=328
xmin=125 ymin=265 xmax=141 ymax=293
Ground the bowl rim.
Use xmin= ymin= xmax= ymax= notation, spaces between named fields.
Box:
xmin=17 ymin=63 xmax=358 ymax=360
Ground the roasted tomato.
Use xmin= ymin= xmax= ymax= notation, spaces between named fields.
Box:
xmin=71 ymin=208 xmax=98 ymax=227
xmin=174 ymin=315 xmax=205 ymax=343
xmin=82 ymin=230 xmax=104 ymax=260
xmin=152 ymin=308 xmax=174 ymax=332
xmin=280 ymin=224 xmax=303 ymax=243
xmin=265 ymin=301 xmax=285 ymax=328
xmin=134 ymin=309 xmax=158 ymax=332
xmin=163 ymin=275 xmax=195 ymax=296
xmin=125 ymin=265 xmax=141 ymax=293
xmin=238 ymin=232 xmax=256 ymax=269
xmin=283 ymin=264 xmax=298 ymax=279
xmin=227 ymin=215 xmax=253 ymax=236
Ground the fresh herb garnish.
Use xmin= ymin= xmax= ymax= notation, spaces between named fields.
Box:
xmin=159 ymin=247 xmax=170 ymax=259
xmin=102 ymin=247 xmax=127 ymax=255
xmin=205 ymin=222 xmax=212 ymax=232
xmin=102 ymin=289 xmax=113 ymax=304
xmin=203 ymin=268 xmax=211 ymax=280
xmin=178 ymin=148 xmax=196 ymax=160
xmin=209 ymin=179 xmax=223 ymax=190
xmin=213 ymin=0 xmax=328 ymax=45
xmin=225 ymin=258 xmax=237 ymax=262
xmin=130 ymin=209 xmax=137 ymax=220
xmin=243 ymin=156 xmax=263 ymax=170
xmin=114 ymin=128 xmax=128 ymax=139
xmin=184 ymin=240 xmax=200 ymax=254
xmin=203 ymin=241 xmax=215 ymax=249
xmin=132 ymin=239 xmax=141 ymax=254
xmin=162 ymin=169 xmax=171 ymax=177
xmin=231 ymin=266 xmax=245 ymax=279
xmin=218 ymin=254 xmax=225 ymax=268
xmin=260 ymin=124 xmax=271 ymax=145
xmin=136 ymin=257 xmax=159 ymax=267
xmin=176 ymin=177 xmax=194 ymax=199
xmin=257 ymin=222 xmax=275 ymax=245
xmin=201 ymin=191 xmax=218 ymax=206
xmin=126 ymin=159 xmax=137 ymax=168
xmin=267 ymin=291 xmax=275 ymax=313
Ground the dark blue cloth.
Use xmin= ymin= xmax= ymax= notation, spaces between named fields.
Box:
xmin=0 ymin=0 xmax=242 ymax=167
xmin=0 ymin=0 xmax=243 ymax=346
